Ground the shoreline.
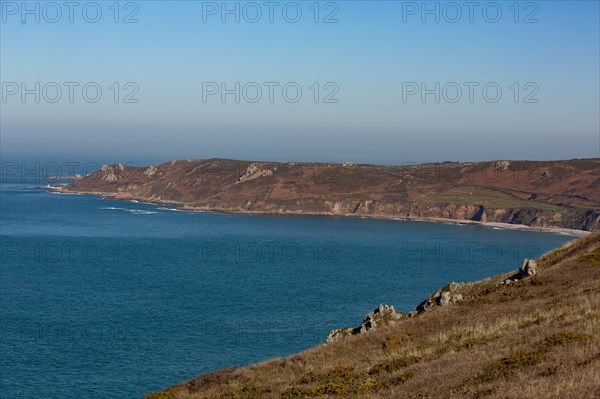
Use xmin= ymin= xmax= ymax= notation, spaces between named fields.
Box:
xmin=144 ymin=232 xmax=600 ymax=398
xmin=46 ymin=184 xmax=591 ymax=237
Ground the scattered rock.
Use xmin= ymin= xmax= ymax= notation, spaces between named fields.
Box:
xmin=144 ymin=166 xmax=157 ymax=176
xmin=101 ymin=163 xmax=124 ymax=172
xmin=494 ymin=160 xmax=511 ymax=170
xmin=439 ymin=291 xmax=464 ymax=306
xmin=412 ymin=282 xmax=464 ymax=315
xmin=236 ymin=163 xmax=274 ymax=184
xmin=100 ymin=164 xmax=125 ymax=182
xmin=326 ymin=282 xmax=472 ymax=342
xmin=326 ymin=304 xmax=406 ymax=343
xmin=326 ymin=328 xmax=354 ymax=343
xmin=502 ymin=258 xmax=538 ymax=284
xmin=522 ymin=258 xmax=538 ymax=276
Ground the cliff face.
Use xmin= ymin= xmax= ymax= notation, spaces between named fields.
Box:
xmin=63 ymin=158 xmax=600 ymax=231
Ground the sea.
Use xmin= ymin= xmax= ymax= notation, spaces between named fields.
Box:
xmin=0 ymin=175 xmax=574 ymax=398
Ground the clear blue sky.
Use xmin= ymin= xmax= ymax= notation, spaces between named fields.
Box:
xmin=1 ymin=0 xmax=599 ymax=165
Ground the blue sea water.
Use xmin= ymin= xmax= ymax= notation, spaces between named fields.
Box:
xmin=0 ymin=177 xmax=574 ymax=398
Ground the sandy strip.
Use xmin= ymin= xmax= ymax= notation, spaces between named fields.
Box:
xmin=46 ymin=185 xmax=591 ymax=237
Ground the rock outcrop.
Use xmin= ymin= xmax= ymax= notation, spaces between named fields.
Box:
xmin=326 ymin=257 xmax=544 ymax=342
xmin=236 ymin=163 xmax=274 ymax=184
xmin=411 ymin=282 xmax=465 ymax=316
xmin=100 ymin=163 xmax=125 ymax=182
xmin=326 ymin=283 xmax=466 ymax=343
xmin=143 ymin=165 xmax=158 ymax=176
xmin=501 ymin=258 xmax=538 ymax=285
xmin=326 ymin=304 xmax=406 ymax=343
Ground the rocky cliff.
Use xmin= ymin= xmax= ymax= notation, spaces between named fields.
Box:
xmin=60 ymin=158 xmax=600 ymax=231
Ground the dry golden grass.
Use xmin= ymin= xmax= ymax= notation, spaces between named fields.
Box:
xmin=145 ymin=233 xmax=600 ymax=399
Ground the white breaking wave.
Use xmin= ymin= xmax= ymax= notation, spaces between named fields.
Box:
xmin=99 ymin=206 xmax=157 ymax=215
xmin=51 ymin=191 xmax=83 ymax=195
xmin=127 ymin=209 xmax=157 ymax=215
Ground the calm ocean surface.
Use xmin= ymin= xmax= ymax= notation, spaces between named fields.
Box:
xmin=0 ymin=177 xmax=574 ymax=398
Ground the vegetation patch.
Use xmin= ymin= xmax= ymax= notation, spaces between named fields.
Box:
xmin=577 ymin=352 xmax=600 ymax=367
xmin=209 ymin=385 xmax=272 ymax=399
xmin=458 ymin=335 xmax=495 ymax=350
xmin=285 ymin=366 xmax=378 ymax=398
xmin=465 ymin=284 xmax=504 ymax=305
xmin=539 ymin=237 xmax=599 ymax=268
xmin=368 ymin=356 xmax=420 ymax=375
xmin=144 ymin=388 xmax=180 ymax=399
xmin=297 ymin=366 xmax=359 ymax=385
xmin=286 ymin=361 xmax=418 ymax=398
xmin=543 ymin=331 xmax=592 ymax=347
xmin=465 ymin=330 xmax=593 ymax=387
xmin=386 ymin=370 xmax=415 ymax=385
xmin=579 ymin=248 xmax=600 ymax=265
xmin=527 ymin=276 xmax=544 ymax=286
xmin=472 ymin=387 xmax=496 ymax=398
xmin=471 ymin=347 xmax=549 ymax=386
xmin=517 ymin=315 xmax=548 ymax=329
xmin=580 ymin=283 xmax=600 ymax=293
xmin=382 ymin=331 xmax=414 ymax=349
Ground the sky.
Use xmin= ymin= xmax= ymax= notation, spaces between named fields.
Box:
xmin=1 ymin=0 xmax=599 ymax=165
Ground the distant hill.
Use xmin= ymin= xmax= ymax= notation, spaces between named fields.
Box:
xmin=144 ymin=232 xmax=600 ymax=399
xmin=61 ymin=158 xmax=600 ymax=231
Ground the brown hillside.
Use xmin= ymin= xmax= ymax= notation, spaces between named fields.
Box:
xmin=62 ymin=158 xmax=600 ymax=231
xmin=145 ymin=233 xmax=600 ymax=399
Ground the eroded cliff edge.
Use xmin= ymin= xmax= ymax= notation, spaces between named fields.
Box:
xmin=58 ymin=158 xmax=600 ymax=231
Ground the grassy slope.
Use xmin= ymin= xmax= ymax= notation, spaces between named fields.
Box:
xmin=146 ymin=233 xmax=600 ymax=399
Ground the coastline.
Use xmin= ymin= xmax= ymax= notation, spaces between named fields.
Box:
xmin=143 ymin=232 xmax=600 ymax=398
xmin=40 ymin=182 xmax=598 ymax=398
xmin=47 ymin=184 xmax=591 ymax=237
